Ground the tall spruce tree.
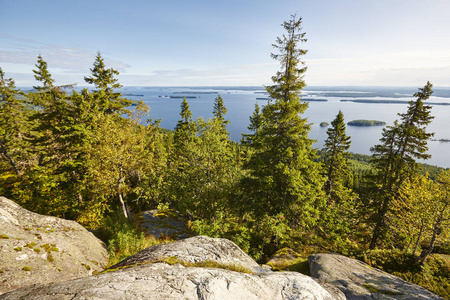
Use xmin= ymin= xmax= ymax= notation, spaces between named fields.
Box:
xmin=243 ymin=15 xmax=325 ymax=227
xmin=323 ymin=110 xmax=352 ymax=202
xmin=367 ymin=82 xmax=435 ymax=249
xmin=321 ymin=110 xmax=355 ymax=238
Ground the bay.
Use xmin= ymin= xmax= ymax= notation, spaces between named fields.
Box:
xmin=122 ymin=86 xmax=450 ymax=168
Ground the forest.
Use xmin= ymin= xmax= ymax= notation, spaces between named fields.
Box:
xmin=1 ymin=16 xmax=449 ymax=298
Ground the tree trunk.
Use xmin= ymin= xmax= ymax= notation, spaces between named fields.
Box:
xmin=117 ymin=170 xmax=129 ymax=219
xmin=418 ymin=219 xmax=441 ymax=265
xmin=0 ymin=141 xmax=20 ymax=175
xmin=413 ymin=223 xmax=424 ymax=255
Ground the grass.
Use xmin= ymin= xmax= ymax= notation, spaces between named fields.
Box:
xmin=94 ymin=212 xmax=173 ymax=267
xmin=161 ymin=256 xmax=252 ymax=273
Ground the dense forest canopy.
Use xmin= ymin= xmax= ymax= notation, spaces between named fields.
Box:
xmin=1 ymin=15 xmax=449 ymax=299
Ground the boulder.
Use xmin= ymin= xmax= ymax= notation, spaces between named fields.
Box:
xmin=308 ymin=253 xmax=444 ymax=300
xmin=0 ymin=262 xmax=336 ymax=299
xmin=0 ymin=197 xmax=108 ymax=295
xmin=109 ymin=235 xmax=261 ymax=272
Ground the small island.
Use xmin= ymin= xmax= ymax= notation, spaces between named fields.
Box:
xmin=169 ymin=96 xmax=198 ymax=99
xmin=347 ymin=120 xmax=386 ymax=126
xmin=319 ymin=122 xmax=329 ymax=127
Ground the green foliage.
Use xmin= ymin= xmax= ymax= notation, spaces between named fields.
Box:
xmin=95 ymin=212 xmax=172 ymax=267
xmin=84 ymin=52 xmax=132 ymax=114
xmin=242 ymin=15 xmax=325 ymax=229
xmin=366 ymin=82 xmax=435 ymax=249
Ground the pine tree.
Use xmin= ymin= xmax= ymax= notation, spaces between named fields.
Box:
xmin=243 ymin=15 xmax=325 ymax=227
xmin=84 ymin=52 xmax=132 ymax=114
xmin=367 ymin=82 xmax=435 ymax=249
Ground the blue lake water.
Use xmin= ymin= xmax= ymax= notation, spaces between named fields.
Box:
xmin=122 ymin=86 xmax=450 ymax=168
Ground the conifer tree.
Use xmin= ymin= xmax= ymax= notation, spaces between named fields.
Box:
xmin=323 ymin=110 xmax=353 ymax=202
xmin=243 ymin=15 xmax=325 ymax=227
xmin=212 ymin=95 xmax=229 ymax=135
xmin=320 ymin=110 xmax=355 ymax=239
xmin=0 ymin=68 xmax=30 ymax=175
xmin=367 ymin=82 xmax=435 ymax=249
xmin=33 ymin=55 xmax=54 ymax=91
xmin=84 ymin=52 xmax=132 ymax=114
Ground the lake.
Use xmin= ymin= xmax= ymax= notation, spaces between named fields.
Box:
xmin=122 ymin=86 xmax=450 ymax=168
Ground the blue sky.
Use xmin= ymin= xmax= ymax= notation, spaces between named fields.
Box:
xmin=1 ymin=0 xmax=450 ymax=87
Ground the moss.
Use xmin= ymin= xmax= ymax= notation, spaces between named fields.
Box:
xmin=0 ymin=234 xmax=9 ymax=239
xmin=92 ymin=270 xmax=99 ymax=275
xmin=34 ymin=248 xmax=41 ymax=253
xmin=363 ymin=283 xmax=398 ymax=295
xmin=50 ymin=247 xmax=59 ymax=252
xmin=13 ymin=247 xmax=22 ymax=251
xmin=81 ymin=263 xmax=91 ymax=271
xmin=0 ymin=270 xmax=4 ymax=274
xmin=160 ymin=257 xmax=252 ymax=273
xmin=101 ymin=268 xmax=119 ymax=274
xmin=41 ymin=243 xmax=50 ymax=251
xmin=22 ymin=266 xmax=31 ymax=271
xmin=47 ymin=254 xmax=54 ymax=262
xmin=25 ymin=242 xmax=36 ymax=248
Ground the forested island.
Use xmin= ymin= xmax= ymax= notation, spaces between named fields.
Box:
xmin=341 ymin=99 xmax=450 ymax=105
xmin=1 ymin=15 xmax=449 ymax=299
xmin=347 ymin=119 xmax=386 ymax=126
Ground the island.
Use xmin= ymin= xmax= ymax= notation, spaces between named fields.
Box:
xmin=347 ymin=120 xmax=386 ymax=126
xmin=319 ymin=122 xmax=329 ymax=127
xmin=169 ymin=96 xmax=198 ymax=99
xmin=341 ymin=99 xmax=450 ymax=105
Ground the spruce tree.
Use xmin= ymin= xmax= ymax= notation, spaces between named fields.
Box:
xmin=321 ymin=110 xmax=355 ymax=238
xmin=323 ymin=110 xmax=352 ymax=202
xmin=367 ymin=82 xmax=435 ymax=249
xmin=84 ymin=52 xmax=132 ymax=114
xmin=243 ymin=15 xmax=325 ymax=227
xmin=212 ymin=95 xmax=229 ymax=135
xmin=0 ymin=68 xmax=30 ymax=175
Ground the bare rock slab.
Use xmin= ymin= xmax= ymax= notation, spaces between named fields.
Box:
xmin=308 ymin=253 xmax=444 ymax=300
xmin=0 ymin=262 xmax=336 ymax=300
xmin=110 ymin=235 xmax=260 ymax=272
xmin=0 ymin=197 xmax=108 ymax=295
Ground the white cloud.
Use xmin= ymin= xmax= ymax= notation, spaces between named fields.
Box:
xmin=0 ymin=33 xmax=131 ymax=78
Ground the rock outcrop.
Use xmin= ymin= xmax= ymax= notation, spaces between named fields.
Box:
xmin=0 ymin=197 xmax=108 ymax=295
xmin=109 ymin=235 xmax=261 ymax=272
xmin=308 ymin=253 xmax=444 ymax=300
xmin=0 ymin=263 xmax=336 ymax=300
xmin=1 ymin=236 xmax=336 ymax=299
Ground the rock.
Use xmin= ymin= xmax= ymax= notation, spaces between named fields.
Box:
xmin=109 ymin=235 xmax=261 ymax=272
xmin=308 ymin=253 xmax=444 ymax=300
xmin=0 ymin=197 xmax=108 ymax=295
xmin=139 ymin=209 xmax=190 ymax=239
xmin=0 ymin=262 xmax=336 ymax=299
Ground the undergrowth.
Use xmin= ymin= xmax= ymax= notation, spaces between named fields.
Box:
xmin=95 ymin=212 xmax=173 ymax=267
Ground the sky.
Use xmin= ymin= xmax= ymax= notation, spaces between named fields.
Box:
xmin=1 ymin=0 xmax=450 ymax=87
